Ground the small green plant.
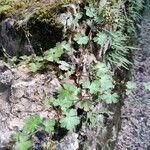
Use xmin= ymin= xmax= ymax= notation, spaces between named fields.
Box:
xmin=60 ymin=109 xmax=80 ymax=131
xmin=19 ymin=41 xmax=71 ymax=72
xmin=126 ymin=81 xmax=137 ymax=94
xmin=23 ymin=115 xmax=42 ymax=134
xmin=74 ymin=33 xmax=89 ymax=45
xmin=43 ymin=119 xmax=55 ymax=133
xmin=14 ymin=135 xmax=32 ymax=150
xmin=93 ymin=31 xmax=108 ymax=45
xmin=126 ymin=0 xmax=145 ymax=35
xmin=13 ymin=115 xmax=55 ymax=150
xmin=143 ymin=82 xmax=150 ymax=90
xmin=2 ymin=47 xmax=18 ymax=66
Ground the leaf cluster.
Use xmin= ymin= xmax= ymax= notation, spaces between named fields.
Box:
xmin=20 ymin=41 xmax=70 ymax=72
xmin=13 ymin=115 xmax=55 ymax=150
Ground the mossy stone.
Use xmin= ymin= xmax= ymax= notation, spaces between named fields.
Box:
xmin=26 ymin=4 xmax=64 ymax=54
xmin=0 ymin=1 xmax=65 ymax=56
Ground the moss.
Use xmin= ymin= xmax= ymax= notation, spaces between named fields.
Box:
xmin=0 ymin=0 xmax=29 ymax=18
xmin=0 ymin=0 xmax=65 ymax=56
xmin=26 ymin=3 xmax=64 ymax=54
xmin=29 ymin=4 xmax=63 ymax=29
xmin=1 ymin=0 xmax=86 ymax=55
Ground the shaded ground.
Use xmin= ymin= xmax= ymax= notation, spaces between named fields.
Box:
xmin=115 ymin=3 xmax=150 ymax=150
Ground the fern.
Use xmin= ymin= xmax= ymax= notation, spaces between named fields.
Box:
xmin=126 ymin=0 xmax=145 ymax=34
xmin=104 ymin=31 xmax=132 ymax=69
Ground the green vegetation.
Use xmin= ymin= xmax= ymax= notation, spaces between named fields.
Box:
xmin=143 ymin=82 xmax=150 ymax=90
xmin=0 ymin=0 xmax=145 ymax=149
xmin=126 ymin=81 xmax=137 ymax=94
xmin=0 ymin=0 xmax=15 ymax=13
xmin=12 ymin=115 xmax=56 ymax=150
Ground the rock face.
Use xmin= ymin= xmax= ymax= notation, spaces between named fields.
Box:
xmin=0 ymin=60 xmax=79 ymax=149
xmin=55 ymin=133 xmax=79 ymax=150
xmin=0 ymin=61 xmax=14 ymax=145
xmin=0 ymin=60 xmax=59 ymax=146
xmin=115 ymin=5 xmax=150 ymax=150
xmin=0 ymin=0 xmax=64 ymax=56
xmin=0 ymin=60 xmax=80 ymax=149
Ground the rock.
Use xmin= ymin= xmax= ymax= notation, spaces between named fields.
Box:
xmin=0 ymin=1 xmax=64 ymax=56
xmin=55 ymin=133 xmax=79 ymax=150
xmin=115 ymin=5 xmax=150 ymax=149
xmin=0 ymin=60 xmax=59 ymax=147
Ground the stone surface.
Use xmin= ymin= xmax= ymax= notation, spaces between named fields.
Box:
xmin=0 ymin=60 xmax=79 ymax=149
xmin=55 ymin=133 xmax=79 ymax=150
xmin=0 ymin=61 xmax=60 ymax=147
xmin=115 ymin=7 xmax=150 ymax=150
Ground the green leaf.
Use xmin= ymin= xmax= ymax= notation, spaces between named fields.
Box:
xmin=94 ymin=62 xmax=109 ymax=76
xmin=60 ymin=109 xmax=80 ymax=131
xmin=100 ymin=77 xmax=114 ymax=91
xmin=99 ymin=0 xmax=107 ymax=12
xmin=101 ymin=92 xmax=119 ymax=104
xmin=34 ymin=56 xmax=43 ymax=62
xmin=87 ymin=112 xmax=103 ymax=126
xmin=89 ymin=80 xmax=100 ymax=94
xmin=126 ymin=81 xmax=137 ymax=94
xmin=28 ymin=62 xmax=42 ymax=72
xmin=15 ymin=136 xmax=32 ymax=150
xmin=43 ymin=41 xmax=69 ymax=62
xmin=99 ymin=109 xmax=113 ymax=116
xmin=143 ymin=82 xmax=150 ymax=90
xmin=93 ymin=32 xmax=108 ymax=45
xmin=79 ymin=80 xmax=91 ymax=88
xmin=43 ymin=50 xmax=54 ymax=62
xmin=74 ymin=33 xmax=89 ymax=45
xmin=11 ymin=132 xmax=22 ymax=141
xmin=20 ymin=55 xmax=31 ymax=64
xmin=126 ymin=81 xmax=137 ymax=89
xmin=43 ymin=119 xmax=55 ymax=133
xmin=87 ymin=112 xmax=97 ymax=126
xmin=8 ymin=56 xmax=17 ymax=66
xmin=56 ymin=83 xmax=79 ymax=110
xmin=74 ymin=12 xmax=83 ymax=20
xmin=72 ymin=12 xmax=83 ymax=25
xmin=60 ymin=41 xmax=71 ymax=51
xmin=53 ymin=98 xmax=73 ymax=111
xmin=23 ymin=115 xmax=42 ymax=134
xmin=43 ymin=96 xmax=55 ymax=107
xmin=63 ymin=83 xmax=79 ymax=94
xmin=85 ymin=6 xmax=96 ymax=18
xmin=77 ymin=100 xmax=91 ymax=111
